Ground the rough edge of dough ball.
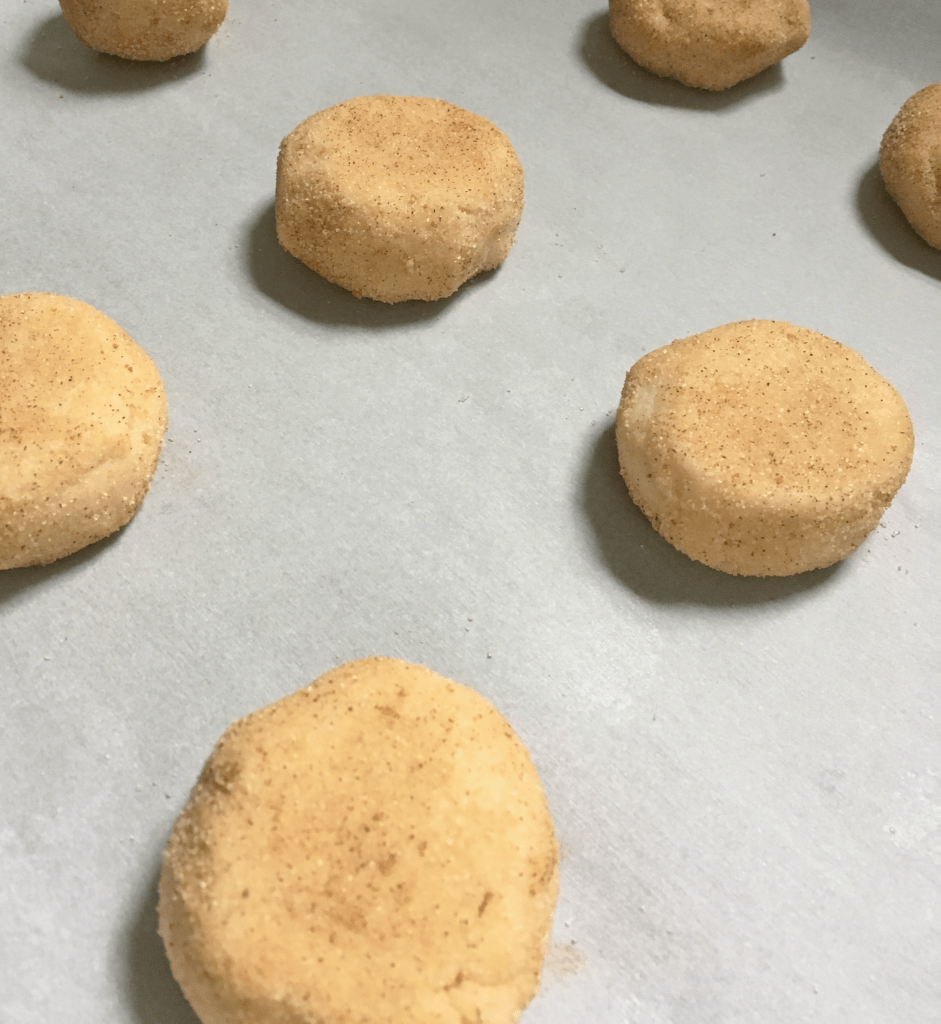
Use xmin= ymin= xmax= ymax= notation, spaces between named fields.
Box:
xmin=0 ymin=292 xmax=168 ymax=569
xmin=880 ymin=82 xmax=941 ymax=249
xmin=608 ymin=0 xmax=811 ymax=91
xmin=275 ymin=95 xmax=525 ymax=303
xmin=59 ymin=0 xmax=228 ymax=61
xmin=615 ymin=320 xmax=915 ymax=576
xmin=158 ymin=657 xmax=559 ymax=1024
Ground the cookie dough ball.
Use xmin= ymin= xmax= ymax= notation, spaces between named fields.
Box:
xmin=59 ymin=0 xmax=227 ymax=61
xmin=608 ymin=0 xmax=811 ymax=91
xmin=880 ymin=83 xmax=941 ymax=249
xmin=158 ymin=657 xmax=559 ymax=1024
xmin=0 ymin=293 xmax=167 ymax=569
xmin=275 ymin=96 xmax=525 ymax=303
xmin=615 ymin=320 xmax=914 ymax=576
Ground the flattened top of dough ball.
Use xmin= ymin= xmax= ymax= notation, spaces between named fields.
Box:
xmin=609 ymin=0 xmax=811 ymax=90
xmin=616 ymin=320 xmax=914 ymax=575
xmin=0 ymin=293 xmax=167 ymax=569
xmin=59 ymin=0 xmax=228 ymax=61
xmin=158 ymin=657 xmax=558 ymax=1024
xmin=880 ymin=83 xmax=941 ymax=249
xmin=276 ymin=95 xmax=524 ymax=302
xmin=627 ymin=322 xmax=911 ymax=499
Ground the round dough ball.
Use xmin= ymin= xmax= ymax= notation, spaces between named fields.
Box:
xmin=158 ymin=657 xmax=559 ymax=1024
xmin=608 ymin=0 xmax=811 ymax=91
xmin=59 ymin=0 xmax=227 ymax=61
xmin=880 ymin=83 xmax=941 ymax=249
xmin=275 ymin=96 xmax=525 ymax=303
xmin=0 ymin=293 xmax=167 ymax=569
xmin=615 ymin=320 xmax=914 ymax=577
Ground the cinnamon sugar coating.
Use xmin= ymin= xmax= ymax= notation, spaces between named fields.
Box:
xmin=608 ymin=0 xmax=810 ymax=91
xmin=0 ymin=293 xmax=167 ymax=569
xmin=159 ymin=657 xmax=558 ymax=1024
xmin=615 ymin=320 xmax=914 ymax=576
xmin=275 ymin=96 xmax=524 ymax=303
xmin=59 ymin=0 xmax=227 ymax=61
xmin=880 ymin=83 xmax=941 ymax=249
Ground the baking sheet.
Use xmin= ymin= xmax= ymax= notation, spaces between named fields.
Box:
xmin=2 ymin=0 xmax=940 ymax=1020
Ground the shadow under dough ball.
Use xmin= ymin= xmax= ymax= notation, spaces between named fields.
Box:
xmin=275 ymin=95 xmax=525 ymax=303
xmin=0 ymin=293 xmax=167 ymax=569
xmin=608 ymin=0 xmax=811 ymax=90
xmin=880 ymin=82 xmax=941 ymax=249
xmin=59 ymin=0 xmax=228 ymax=60
xmin=158 ymin=657 xmax=558 ymax=1024
xmin=615 ymin=320 xmax=914 ymax=576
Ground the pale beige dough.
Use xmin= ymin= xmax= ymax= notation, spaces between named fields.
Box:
xmin=275 ymin=96 xmax=525 ymax=303
xmin=0 ymin=293 xmax=167 ymax=570
xmin=615 ymin=320 xmax=914 ymax=577
xmin=158 ymin=657 xmax=559 ymax=1024
xmin=59 ymin=0 xmax=227 ymax=61
xmin=880 ymin=83 xmax=941 ymax=249
xmin=608 ymin=0 xmax=811 ymax=91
